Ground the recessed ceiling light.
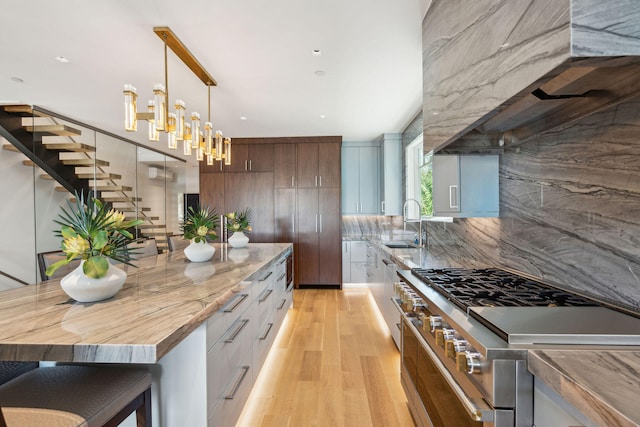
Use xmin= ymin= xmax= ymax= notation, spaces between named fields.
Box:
xmin=320 ymin=115 xmax=326 ymax=119
xmin=240 ymin=116 xmax=247 ymax=120
xmin=10 ymin=77 xmax=24 ymax=83
xmin=312 ymin=49 xmax=322 ymax=56
xmin=314 ymin=70 xmax=325 ymax=77
xmin=55 ymin=56 xmax=70 ymax=63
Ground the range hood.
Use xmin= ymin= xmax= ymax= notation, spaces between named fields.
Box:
xmin=422 ymin=0 xmax=640 ymax=153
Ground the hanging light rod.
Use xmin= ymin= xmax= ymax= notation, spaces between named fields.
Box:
xmin=152 ymin=26 xmax=217 ymax=87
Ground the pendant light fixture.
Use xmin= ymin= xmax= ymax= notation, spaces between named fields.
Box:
xmin=123 ymin=26 xmax=231 ymax=164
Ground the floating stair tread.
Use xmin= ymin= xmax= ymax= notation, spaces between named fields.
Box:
xmin=55 ymin=186 xmax=69 ymax=192
xmin=61 ymin=158 xmax=109 ymax=166
xmin=101 ymin=197 xmax=142 ymax=202
xmin=2 ymin=144 xmax=19 ymax=152
xmin=137 ymin=224 xmax=166 ymax=229
xmin=90 ymin=185 xmax=134 ymax=191
xmin=43 ymin=143 xmax=95 ymax=152
xmin=3 ymin=105 xmax=48 ymax=116
xmin=39 ymin=174 xmax=54 ymax=180
xmin=142 ymin=232 xmax=168 ymax=237
xmin=118 ymin=207 xmax=151 ymax=212
xmin=76 ymin=173 xmax=122 ymax=180
xmin=22 ymin=160 xmax=34 ymax=167
xmin=126 ymin=216 xmax=159 ymax=221
xmin=23 ymin=124 xmax=82 ymax=136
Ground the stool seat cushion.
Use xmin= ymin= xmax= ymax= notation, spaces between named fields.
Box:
xmin=0 ymin=365 xmax=151 ymax=427
xmin=0 ymin=362 xmax=38 ymax=385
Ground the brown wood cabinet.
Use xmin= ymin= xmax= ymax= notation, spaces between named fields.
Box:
xmin=225 ymin=144 xmax=274 ymax=172
xmin=296 ymin=143 xmax=341 ymax=188
xmin=199 ymin=136 xmax=341 ymax=288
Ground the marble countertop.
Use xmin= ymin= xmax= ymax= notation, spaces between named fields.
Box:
xmin=528 ymin=349 xmax=640 ymax=427
xmin=0 ymin=243 xmax=291 ymax=364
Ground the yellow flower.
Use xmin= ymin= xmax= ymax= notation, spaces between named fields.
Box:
xmin=197 ymin=225 xmax=209 ymax=237
xmin=246 ymin=225 xmax=252 ymax=232
xmin=105 ymin=209 xmax=126 ymax=228
xmin=62 ymin=235 xmax=89 ymax=255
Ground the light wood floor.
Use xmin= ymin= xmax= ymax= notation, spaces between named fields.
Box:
xmin=236 ymin=286 xmax=415 ymax=427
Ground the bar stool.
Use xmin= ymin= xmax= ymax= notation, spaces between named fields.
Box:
xmin=0 ymin=362 xmax=38 ymax=385
xmin=0 ymin=365 xmax=151 ymax=427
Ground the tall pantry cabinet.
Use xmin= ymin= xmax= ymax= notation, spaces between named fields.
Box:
xmin=200 ymin=137 xmax=342 ymax=288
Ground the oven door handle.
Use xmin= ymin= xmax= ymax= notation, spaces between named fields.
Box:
xmin=405 ymin=316 xmax=495 ymax=422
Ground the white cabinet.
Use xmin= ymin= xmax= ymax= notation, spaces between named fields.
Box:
xmin=341 ymin=146 xmax=379 ymax=214
xmin=342 ymin=241 xmax=368 ymax=283
xmin=380 ymin=134 xmax=402 ymax=216
xmin=432 ymin=154 xmax=499 ymax=217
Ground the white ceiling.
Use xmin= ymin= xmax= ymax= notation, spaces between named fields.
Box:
xmin=0 ymin=0 xmax=428 ymax=165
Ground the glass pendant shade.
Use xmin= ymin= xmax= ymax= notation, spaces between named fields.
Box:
xmin=183 ymin=122 xmax=192 ymax=155
xmin=224 ymin=138 xmax=232 ymax=165
xmin=215 ymin=131 xmax=223 ymax=161
xmin=191 ymin=112 xmax=201 ymax=149
xmin=175 ymin=100 xmax=185 ymax=140
xmin=206 ymin=153 xmax=213 ymax=165
xmin=183 ymin=140 xmax=192 ymax=155
xmin=123 ymin=84 xmax=137 ymax=132
xmin=196 ymin=146 xmax=204 ymax=161
xmin=153 ymin=84 xmax=167 ymax=131
xmin=147 ymin=100 xmax=159 ymax=141
xmin=204 ymin=122 xmax=213 ymax=155
xmin=167 ymin=113 xmax=177 ymax=149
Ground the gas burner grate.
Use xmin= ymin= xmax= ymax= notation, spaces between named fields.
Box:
xmin=410 ymin=267 xmax=598 ymax=310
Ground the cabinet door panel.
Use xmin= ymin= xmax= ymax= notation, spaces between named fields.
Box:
xmin=274 ymin=144 xmax=296 ymax=188
xmin=296 ymin=143 xmax=318 ymax=188
xmin=341 ymin=147 xmax=359 ymax=214
xmin=318 ymin=188 xmax=341 ymax=285
xmin=249 ymin=144 xmax=273 ymax=172
xmin=274 ymin=189 xmax=296 ymax=243
xmin=224 ymin=173 xmax=274 ymax=242
xmin=358 ymin=147 xmax=379 ymax=214
xmin=432 ymin=155 xmax=460 ymax=215
xmin=296 ymin=189 xmax=319 ymax=285
xmin=318 ymin=143 xmax=341 ymax=188
xmin=199 ymin=173 xmax=225 ymax=215
xmin=225 ymin=145 xmax=250 ymax=172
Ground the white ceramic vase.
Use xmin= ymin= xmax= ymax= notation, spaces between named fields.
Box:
xmin=60 ymin=260 xmax=127 ymax=303
xmin=184 ymin=240 xmax=216 ymax=262
xmin=228 ymin=232 xmax=249 ymax=248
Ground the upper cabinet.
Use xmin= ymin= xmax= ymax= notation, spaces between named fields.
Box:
xmin=273 ymin=143 xmax=296 ymax=188
xmin=297 ymin=142 xmax=341 ymax=188
xmin=431 ymin=154 xmax=499 ymax=218
xmin=341 ymin=146 xmax=379 ymax=215
xmin=423 ymin=0 xmax=640 ymax=152
xmin=380 ymin=134 xmax=402 ymax=216
xmin=224 ymin=144 xmax=273 ymax=172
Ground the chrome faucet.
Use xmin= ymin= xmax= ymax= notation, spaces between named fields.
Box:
xmin=403 ymin=198 xmax=425 ymax=248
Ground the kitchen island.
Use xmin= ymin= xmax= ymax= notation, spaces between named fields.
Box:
xmin=0 ymin=242 xmax=293 ymax=426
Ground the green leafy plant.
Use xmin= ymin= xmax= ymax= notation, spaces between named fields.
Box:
xmin=46 ymin=191 xmax=144 ymax=279
xmin=182 ymin=205 xmax=219 ymax=243
xmin=225 ymin=208 xmax=252 ymax=234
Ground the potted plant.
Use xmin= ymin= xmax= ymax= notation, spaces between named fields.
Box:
xmin=181 ymin=205 xmax=218 ymax=262
xmin=224 ymin=208 xmax=252 ymax=248
xmin=46 ymin=191 xmax=144 ymax=302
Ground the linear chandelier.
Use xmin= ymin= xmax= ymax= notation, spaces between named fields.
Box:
xmin=123 ymin=26 xmax=231 ymax=165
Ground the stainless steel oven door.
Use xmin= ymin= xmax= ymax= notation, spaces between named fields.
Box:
xmin=401 ymin=317 xmax=514 ymax=427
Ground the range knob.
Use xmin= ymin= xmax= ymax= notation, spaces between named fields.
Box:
xmin=445 ymin=338 xmax=467 ymax=359
xmin=429 ymin=316 xmax=442 ymax=332
xmin=436 ymin=328 xmax=456 ymax=347
xmin=465 ymin=352 xmax=483 ymax=374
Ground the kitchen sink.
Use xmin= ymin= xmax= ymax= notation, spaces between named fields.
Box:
xmin=383 ymin=241 xmax=414 ymax=249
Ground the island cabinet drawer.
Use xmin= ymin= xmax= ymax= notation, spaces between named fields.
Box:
xmin=207 ymin=351 xmax=253 ymax=427
xmin=255 ymin=280 xmax=276 ymax=327
xmin=274 ymin=282 xmax=293 ymax=330
xmin=207 ymin=309 xmax=254 ymax=413
xmin=207 ymin=283 xmax=253 ymax=349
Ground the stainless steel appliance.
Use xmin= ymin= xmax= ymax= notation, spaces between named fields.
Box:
xmin=395 ymin=267 xmax=640 ymax=427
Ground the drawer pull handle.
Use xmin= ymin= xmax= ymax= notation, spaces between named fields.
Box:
xmin=259 ymin=271 xmax=273 ymax=281
xmin=224 ymin=366 xmax=250 ymax=400
xmin=224 ymin=318 xmax=250 ymax=343
xmin=286 ymin=283 xmax=295 ymax=293
xmin=277 ymin=299 xmax=287 ymax=310
xmin=259 ymin=323 xmax=274 ymax=340
xmin=258 ymin=288 xmax=273 ymax=303
xmin=223 ymin=293 xmax=249 ymax=313
xmin=278 ymin=257 xmax=287 ymax=265
xmin=277 ymin=272 xmax=286 ymax=282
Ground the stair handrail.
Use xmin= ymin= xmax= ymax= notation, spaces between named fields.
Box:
xmin=0 ymin=270 xmax=31 ymax=286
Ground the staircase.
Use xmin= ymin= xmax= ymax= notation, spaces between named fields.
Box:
xmin=0 ymin=105 xmax=170 ymax=252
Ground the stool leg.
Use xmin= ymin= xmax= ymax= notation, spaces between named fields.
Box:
xmin=136 ymin=387 xmax=152 ymax=427
xmin=0 ymin=408 xmax=6 ymax=427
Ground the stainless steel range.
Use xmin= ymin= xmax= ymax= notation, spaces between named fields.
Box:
xmin=395 ymin=267 xmax=640 ymax=427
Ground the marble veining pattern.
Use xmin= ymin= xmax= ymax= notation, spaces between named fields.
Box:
xmin=0 ymin=243 xmax=291 ymax=363
xmin=426 ymin=98 xmax=640 ymax=309
xmin=528 ymin=350 xmax=640 ymax=427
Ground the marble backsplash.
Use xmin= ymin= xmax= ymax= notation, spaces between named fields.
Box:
xmin=427 ymin=98 xmax=640 ymax=310
xmin=343 ymin=98 xmax=640 ymax=310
